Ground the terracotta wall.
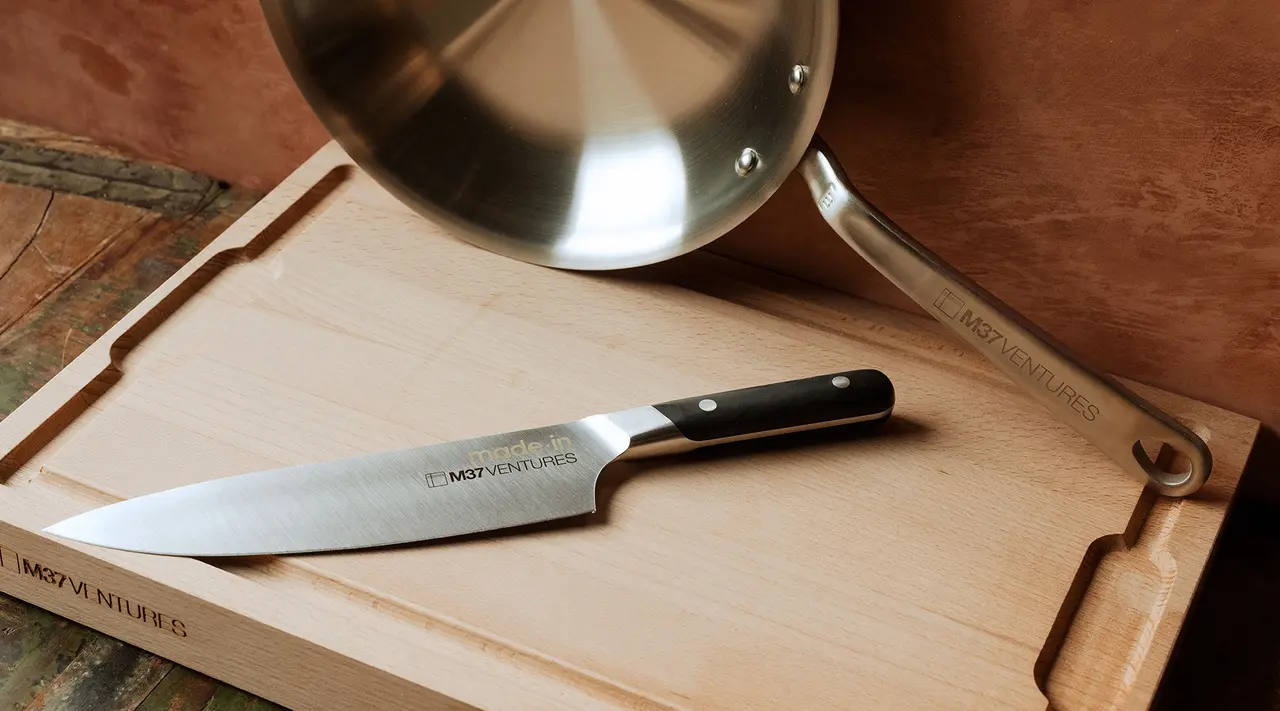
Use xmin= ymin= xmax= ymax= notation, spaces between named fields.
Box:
xmin=2 ymin=1 xmax=1278 ymax=433
xmin=718 ymin=1 xmax=1280 ymax=430
xmin=0 ymin=0 xmax=327 ymax=192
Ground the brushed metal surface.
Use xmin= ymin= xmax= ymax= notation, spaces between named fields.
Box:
xmin=260 ymin=0 xmax=837 ymax=270
xmin=45 ymin=407 xmax=679 ymax=557
xmin=43 ymin=405 xmax=895 ymax=556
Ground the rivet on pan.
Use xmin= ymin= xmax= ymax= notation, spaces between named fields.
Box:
xmin=789 ymin=64 xmax=809 ymax=94
xmin=699 ymin=399 xmax=718 ymax=412
xmin=831 ymin=375 xmax=851 ymax=388
xmin=735 ymin=148 xmax=761 ymax=177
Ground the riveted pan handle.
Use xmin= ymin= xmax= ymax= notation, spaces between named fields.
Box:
xmin=797 ymin=137 xmax=1210 ymax=497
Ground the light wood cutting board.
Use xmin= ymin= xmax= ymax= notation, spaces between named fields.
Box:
xmin=0 ymin=143 xmax=1259 ymax=711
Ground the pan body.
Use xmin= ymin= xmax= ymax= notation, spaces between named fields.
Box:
xmin=262 ymin=0 xmax=839 ymax=270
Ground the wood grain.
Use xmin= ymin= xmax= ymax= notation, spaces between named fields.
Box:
xmin=0 ymin=596 xmax=90 ymax=710
xmin=0 ymin=194 xmax=156 ymax=334
xmin=133 ymin=667 xmax=222 ymax=711
xmin=0 ymin=141 xmax=259 ymax=416
xmin=0 ymin=129 xmax=267 ymax=711
xmin=22 ymin=635 xmax=169 ymax=710
xmin=0 ymin=143 xmax=1259 ymax=711
xmin=0 ymin=119 xmax=133 ymax=161
xmin=0 ymin=184 xmax=52 ymax=280
xmin=199 ymin=688 xmax=282 ymax=711
xmin=1153 ymin=481 xmax=1280 ymax=710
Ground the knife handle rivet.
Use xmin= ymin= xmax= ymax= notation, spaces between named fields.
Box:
xmin=831 ymin=376 xmax=851 ymax=389
xmin=698 ymin=399 xmax=718 ymax=412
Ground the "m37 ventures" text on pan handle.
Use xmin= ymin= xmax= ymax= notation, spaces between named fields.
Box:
xmin=797 ymin=136 xmax=1210 ymax=497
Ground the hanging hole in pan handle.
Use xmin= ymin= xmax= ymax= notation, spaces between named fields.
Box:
xmin=1132 ymin=437 xmax=1198 ymax=492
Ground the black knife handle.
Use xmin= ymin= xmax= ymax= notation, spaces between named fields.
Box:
xmin=652 ymin=369 xmax=894 ymax=444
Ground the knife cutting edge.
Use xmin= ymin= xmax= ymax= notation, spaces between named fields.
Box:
xmin=43 ymin=369 xmax=894 ymax=557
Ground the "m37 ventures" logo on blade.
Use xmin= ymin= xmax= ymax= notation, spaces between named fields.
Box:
xmin=423 ymin=434 xmax=581 ymax=489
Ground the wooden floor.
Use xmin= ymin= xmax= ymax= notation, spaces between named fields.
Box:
xmin=0 ymin=121 xmax=278 ymax=710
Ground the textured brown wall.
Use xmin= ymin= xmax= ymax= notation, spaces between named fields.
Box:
xmin=1 ymin=1 xmax=1278 ymax=431
xmin=716 ymin=2 xmax=1280 ymax=429
xmin=0 ymin=0 xmax=328 ymax=192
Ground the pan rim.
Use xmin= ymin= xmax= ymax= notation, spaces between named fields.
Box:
xmin=260 ymin=0 xmax=841 ymax=271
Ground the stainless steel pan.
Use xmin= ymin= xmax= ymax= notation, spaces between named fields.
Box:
xmin=260 ymin=0 xmax=1210 ymax=496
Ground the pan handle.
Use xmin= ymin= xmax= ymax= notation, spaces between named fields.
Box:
xmin=797 ymin=136 xmax=1210 ymax=497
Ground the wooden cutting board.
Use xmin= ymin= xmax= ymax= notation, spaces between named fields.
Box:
xmin=0 ymin=142 xmax=1259 ymax=711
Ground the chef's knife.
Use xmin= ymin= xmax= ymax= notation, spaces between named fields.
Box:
xmin=44 ymin=369 xmax=894 ymax=556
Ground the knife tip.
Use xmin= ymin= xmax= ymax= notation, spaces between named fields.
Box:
xmin=42 ymin=511 xmax=101 ymax=544
xmin=42 ymin=519 xmax=77 ymax=539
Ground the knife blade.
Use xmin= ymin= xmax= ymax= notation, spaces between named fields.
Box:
xmin=43 ymin=369 xmax=894 ymax=556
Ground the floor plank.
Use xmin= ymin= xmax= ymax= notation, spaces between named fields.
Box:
xmin=21 ymin=635 xmax=170 ymax=711
xmin=0 ymin=120 xmax=131 ymax=161
xmin=133 ymin=667 xmax=219 ymax=711
xmin=0 ymin=141 xmax=218 ymax=215
xmin=0 ymin=193 xmax=159 ymax=334
xmin=0 ymin=184 xmax=51 ymax=282
xmin=200 ymin=687 xmax=283 ymax=711
xmin=0 ymin=598 xmax=90 ymax=711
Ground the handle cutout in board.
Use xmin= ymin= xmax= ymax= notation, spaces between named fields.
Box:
xmin=0 ymin=165 xmax=355 ymax=484
xmin=1034 ymin=485 xmax=1188 ymax=710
